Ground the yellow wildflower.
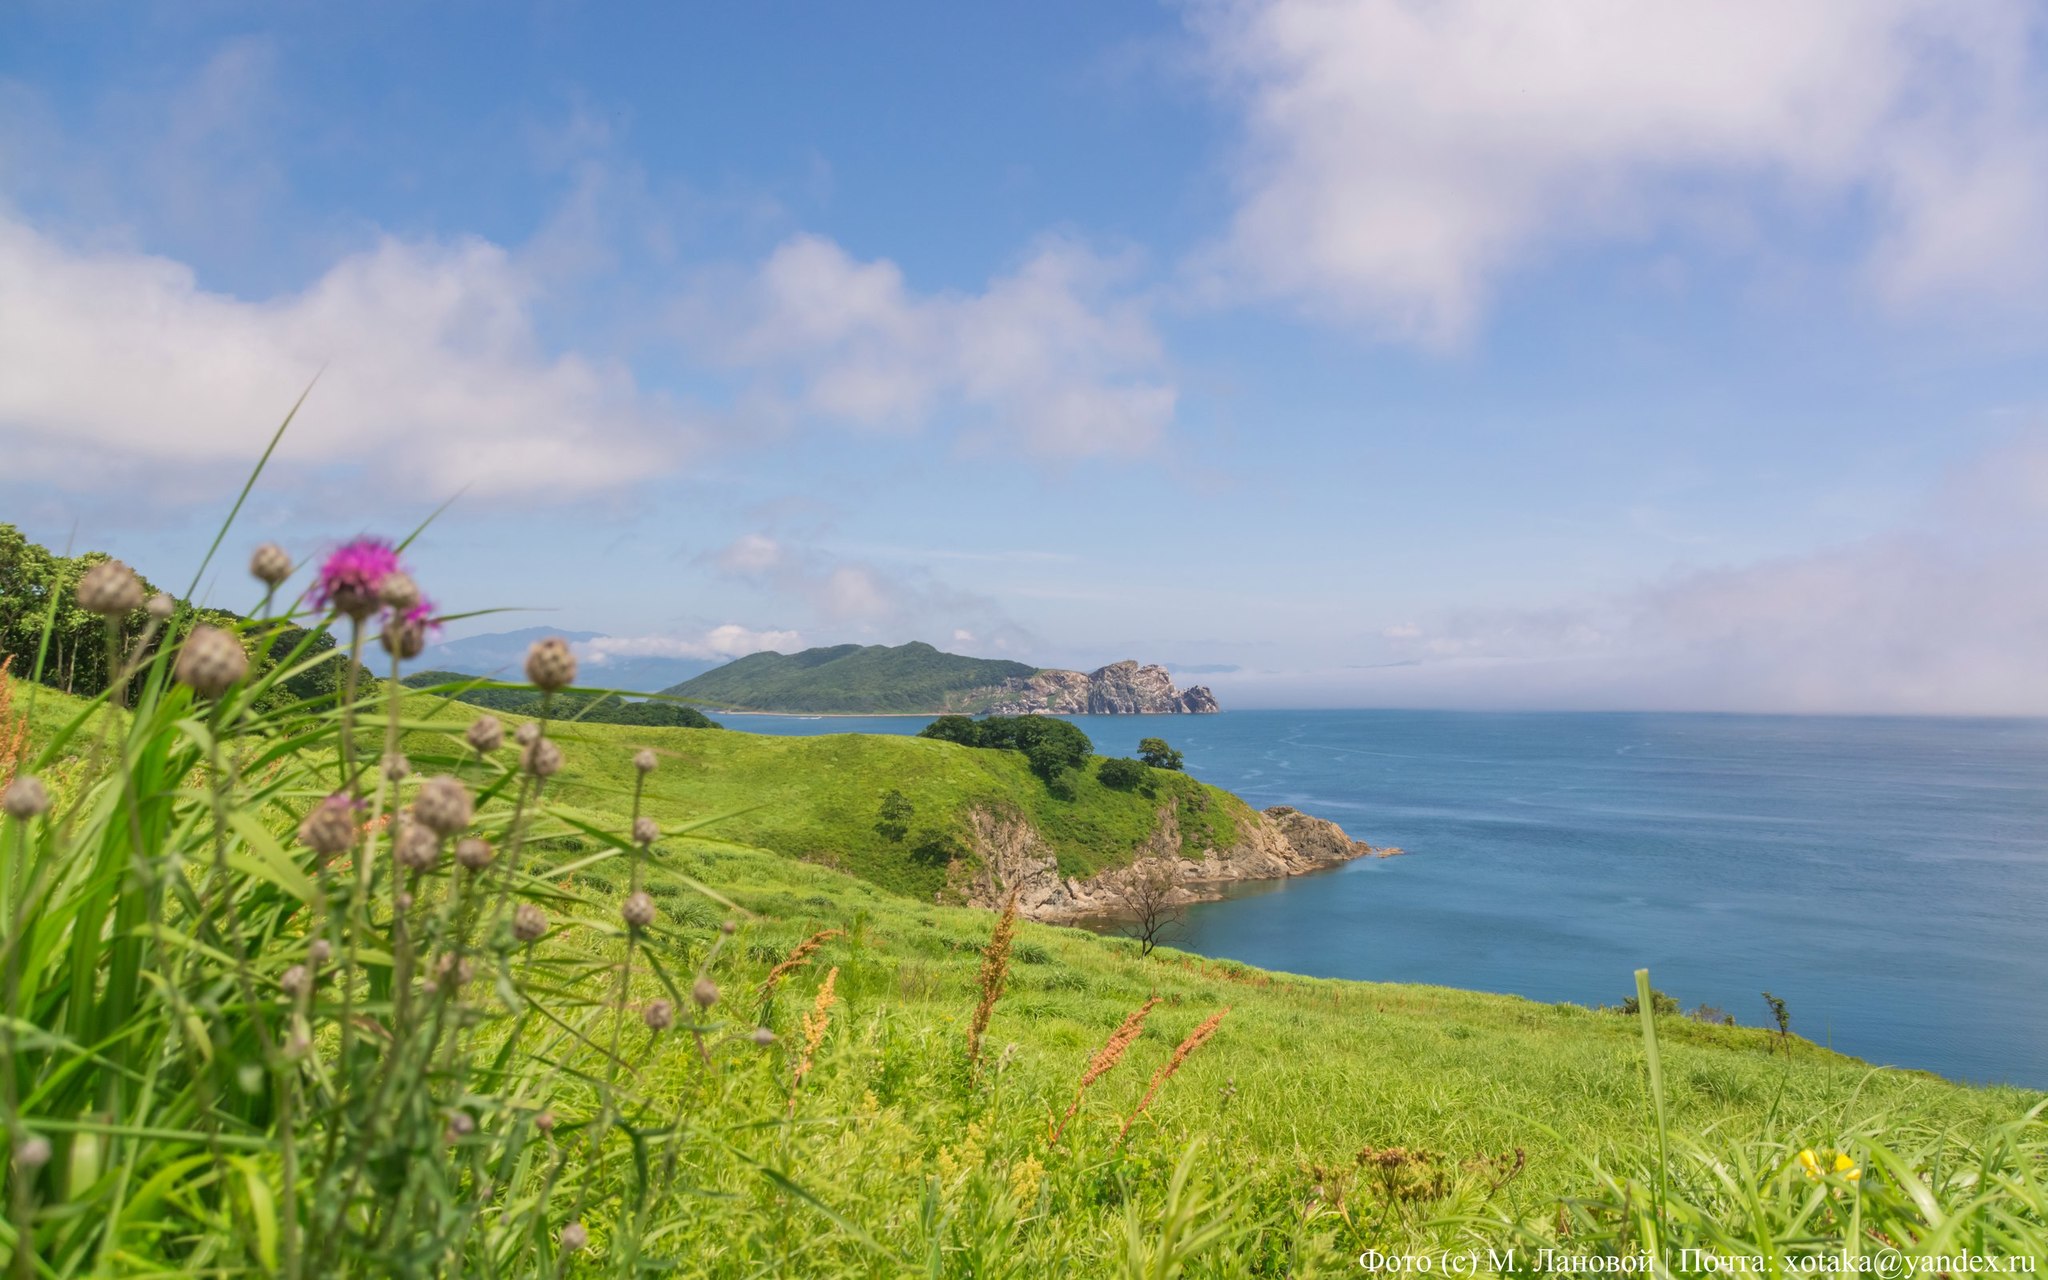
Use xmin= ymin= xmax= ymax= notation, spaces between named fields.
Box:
xmin=1796 ymin=1149 xmax=1860 ymax=1181
xmin=1008 ymin=1154 xmax=1046 ymax=1205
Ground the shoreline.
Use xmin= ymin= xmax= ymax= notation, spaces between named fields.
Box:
xmin=709 ymin=708 xmax=1216 ymax=718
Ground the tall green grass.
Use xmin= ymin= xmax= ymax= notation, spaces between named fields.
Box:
xmin=1 ymin=509 xmax=2041 ymax=1274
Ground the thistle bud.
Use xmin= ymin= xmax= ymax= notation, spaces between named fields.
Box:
xmin=413 ymin=775 xmax=474 ymax=836
xmin=297 ymin=795 xmax=358 ymax=856
xmin=76 ymin=560 xmax=144 ymax=616
xmin=534 ymin=1110 xmax=556 ymax=1135
xmin=250 ymin=543 xmax=293 ymax=587
xmin=466 ymin=715 xmax=504 ymax=754
xmin=632 ymin=816 xmax=659 ymax=847
xmin=621 ymin=890 xmax=656 ymax=930
xmin=634 ymin=748 xmax=658 ymax=774
xmin=2 ymin=776 xmax=50 ymax=821
xmin=642 ymin=998 xmax=674 ymax=1031
xmin=394 ymin=821 xmax=440 ymax=871
xmin=378 ymin=572 xmax=420 ymax=612
xmin=13 ymin=1136 xmax=51 ymax=1172
xmin=560 ymin=1222 xmax=588 ymax=1252
xmin=380 ymin=617 xmax=427 ymax=660
xmin=521 ymin=737 xmax=563 ymax=778
xmin=513 ymin=902 xmax=548 ymax=943
xmin=750 ymin=1027 xmax=777 ymax=1047
xmin=146 ymin=593 xmax=175 ymax=621
xmin=456 ymin=837 xmax=494 ymax=871
xmin=514 ymin=721 xmax=541 ymax=747
xmin=445 ymin=1111 xmax=475 ymax=1142
xmin=309 ymin=939 xmax=333 ymax=966
xmin=382 ymin=752 xmax=411 ymax=782
xmin=434 ymin=953 xmax=475 ymax=987
xmin=692 ymin=976 xmax=719 ymax=1009
xmin=720 ymin=919 xmax=738 ymax=936
xmin=524 ymin=637 xmax=578 ymax=692
xmin=175 ymin=625 xmax=249 ymax=698
xmin=280 ymin=965 xmax=311 ymax=998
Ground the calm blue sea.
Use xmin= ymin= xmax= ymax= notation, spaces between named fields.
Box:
xmin=711 ymin=710 xmax=2048 ymax=1088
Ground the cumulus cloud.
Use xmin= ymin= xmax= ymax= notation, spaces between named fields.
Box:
xmin=578 ymin=624 xmax=800 ymax=664
xmin=0 ymin=213 xmax=686 ymax=500
xmin=714 ymin=533 xmax=786 ymax=574
xmin=707 ymin=532 xmax=1034 ymax=650
xmin=1185 ymin=0 xmax=2048 ymax=343
xmin=688 ymin=233 xmax=1177 ymax=457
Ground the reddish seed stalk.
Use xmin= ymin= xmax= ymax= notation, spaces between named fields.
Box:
xmin=788 ymin=966 xmax=839 ymax=1114
xmin=967 ymin=894 xmax=1017 ymax=1068
xmin=1048 ymin=996 xmax=1158 ymax=1147
xmin=1118 ymin=1007 xmax=1230 ymax=1143
xmin=758 ymin=929 xmax=844 ymax=1000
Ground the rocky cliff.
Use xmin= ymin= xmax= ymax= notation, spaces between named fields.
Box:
xmin=978 ymin=660 xmax=1218 ymax=715
xmin=955 ymin=803 xmax=1402 ymax=922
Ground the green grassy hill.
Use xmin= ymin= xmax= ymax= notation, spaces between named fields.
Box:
xmin=403 ymin=688 xmax=1242 ymax=900
xmin=661 ymin=640 xmax=1038 ymax=712
xmin=402 ymin=669 xmax=722 ymax=729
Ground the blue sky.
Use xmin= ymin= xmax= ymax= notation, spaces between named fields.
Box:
xmin=5 ymin=1 xmax=2048 ymax=713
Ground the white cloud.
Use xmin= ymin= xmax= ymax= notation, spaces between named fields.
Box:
xmin=0 ymin=213 xmax=687 ymax=500
xmin=690 ymin=233 xmax=1176 ymax=457
xmin=715 ymin=532 xmax=786 ymax=574
xmin=707 ymin=532 xmax=1035 ymax=649
xmin=1186 ymin=0 xmax=2048 ymax=343
xmin=578 ymin=625 xmax=800 ymax=664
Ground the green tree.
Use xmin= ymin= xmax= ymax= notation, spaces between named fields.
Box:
xmin=875 ymin=788 xmax=914 ymax=843
xmin=1137 ymin=737 xmax=1184 ymax=771
xmin=918 ymin=715 xmax=983 ymax=747
xmin=1097 ymin=757 xmax=1148 ymax=791
xmin=916 ymin=714 xmax=1094 ymax=789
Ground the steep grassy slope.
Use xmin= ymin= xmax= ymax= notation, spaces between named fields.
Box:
xmin=403 ymin=690 xmax=1243 ymax=900
xmin=402 ymin=670 xmax=722 ymax=729
xmin=662 ymin=641 xmax=1038 ymax=712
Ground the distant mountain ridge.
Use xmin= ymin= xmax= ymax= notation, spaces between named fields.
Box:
xmin=660 ymin=642 xmax=1219 ymax=715
xmin=416 ymin=627 xmax=725 ymax=693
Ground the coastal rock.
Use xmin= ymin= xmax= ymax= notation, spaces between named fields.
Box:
xmin=979 ymin=660 xmax=1218 ymax=716
xmin=957 ymin=802 xmax=1400 ymax=923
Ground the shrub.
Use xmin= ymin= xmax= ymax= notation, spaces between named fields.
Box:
xmin=917 ymin=713 xmax=1093 ymax=786
xmin=1136 ymin=737 xmax=1183 ymax=771
xmin=875 ymin=787 xmax=914 ymax=842
xmin=1097 ymin=757 xmax=1148 ymax=791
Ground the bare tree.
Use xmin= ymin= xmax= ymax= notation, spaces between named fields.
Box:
xmin=1102 ymin=860 xmax=1186 ymax=956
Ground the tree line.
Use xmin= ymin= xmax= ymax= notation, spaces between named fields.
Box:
xmin=0 ymin=522 xmax=342 ymax=709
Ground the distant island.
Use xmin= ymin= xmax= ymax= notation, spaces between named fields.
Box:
xmin=660 ymin=641 xmax=1220 ymax=715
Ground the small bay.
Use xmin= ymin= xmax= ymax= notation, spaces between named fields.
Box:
xmin=712 ymin=708 xmax=2048 ymax=1087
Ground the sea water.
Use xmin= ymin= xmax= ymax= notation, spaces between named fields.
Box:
xmin=711 ymin=709 xmax=2048 ymax=1087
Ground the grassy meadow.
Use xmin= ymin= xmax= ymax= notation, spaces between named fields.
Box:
xmin=0 ymin=529 xmax=2042 ymax=1276
xmin=457 ymin=697 xmax=1248 ymax=900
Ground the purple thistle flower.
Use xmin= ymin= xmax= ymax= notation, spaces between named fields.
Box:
xmin=402 ymin=596 xmax=441 ymax=632
xmin=312 ymin=538 xmax=403 ymax=620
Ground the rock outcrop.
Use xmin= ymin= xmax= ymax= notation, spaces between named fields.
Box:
xmin=955 ymin=802 xmax=1402 ymax=922
xmin=979 ymin=660 xmax=1218 ymax=715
